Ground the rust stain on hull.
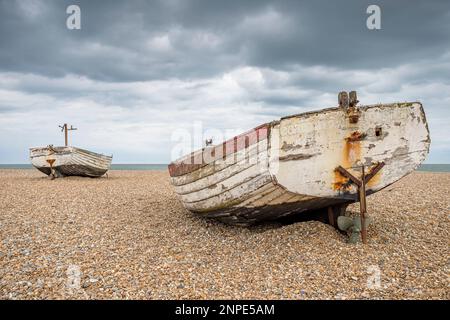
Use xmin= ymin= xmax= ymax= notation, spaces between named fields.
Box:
xmin=343 ymin=133 xmax=362 ymax=168
xmin=332 ymin=131 xmax=363 ymax=191
xmin=345 ymin=131 xmax=366 ymax=142
xmin=366 ymin=169 xmax=381 ymax=188
xmin=332 ymin=169 xmax=351 ymax=191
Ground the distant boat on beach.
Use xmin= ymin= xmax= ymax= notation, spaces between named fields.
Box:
xmin=168 ymin=91 xmax=430 ymax=236
xmin=29 ymin=124 xmax=112 ymax=178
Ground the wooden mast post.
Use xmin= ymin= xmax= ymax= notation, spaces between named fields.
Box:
xmin=335 ymin=162 xmax=385 ymax=243
xmin=59 ymin=123 xmax=77 ymax=146
xmin=64 ymin=123 xmax=68 ymax=146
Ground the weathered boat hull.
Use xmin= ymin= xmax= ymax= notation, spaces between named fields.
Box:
xmin=30 ymin=146 xmax=112 ymax=178
xmin=168 ymin=102 xmax=430 ymax=225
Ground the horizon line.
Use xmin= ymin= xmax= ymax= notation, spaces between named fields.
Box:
xmin=0 ymin=163 xmax=170 ymax=165
xmin=1 ymin=163 xmax=450 ymax=165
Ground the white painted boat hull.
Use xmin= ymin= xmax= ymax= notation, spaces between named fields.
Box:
xmin=29 ymin=146 xmax=112 ymax=178
xmin=168 ymin=102 xmax=430 ymax=225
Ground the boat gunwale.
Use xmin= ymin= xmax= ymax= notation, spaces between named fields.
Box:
xmin=168 ymin=124 xmax=269 ymax=177
xmin=29 ymin=146 xmax=113 ymax=161
xmin=278 ymin=101 xmax=421 ymax=120
xmin=168 ymin=101 xmax=424 ymax=178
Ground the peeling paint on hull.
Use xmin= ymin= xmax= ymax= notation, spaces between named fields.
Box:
xmin=30 ymin=146 xmax=112 ymax=178
xmin=169 ymin=102 xmax=430 ymax=225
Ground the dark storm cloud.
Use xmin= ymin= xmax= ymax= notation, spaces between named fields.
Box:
xmin=1 ymin=0 xmax=449 ymax=81
xmin=0 ymin=0 xmax=449 ymax=163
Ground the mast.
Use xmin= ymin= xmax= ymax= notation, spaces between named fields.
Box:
xmin=59 ymin=123 xmax=77 ymax=146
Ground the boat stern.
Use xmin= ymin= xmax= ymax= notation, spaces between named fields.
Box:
xmin=268 ymin=97 xmax=430 ymax=200
xmin=29 ymin=146 xmax=73 ymax=175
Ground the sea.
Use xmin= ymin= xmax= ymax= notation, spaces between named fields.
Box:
xmin=0 ymin=163 xmax=449 ymax=172
xmin=0 ymin=164 xmax=168 ymax=171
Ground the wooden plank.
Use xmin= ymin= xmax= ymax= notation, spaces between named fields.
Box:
xmin=168 ymin=124 xmax=269 ymax=177
xmin=184 ymin=174 xmax=273 ymax=212
xmin=171 ymin=139 xmax=268 ymax=189
xmin=177 ymin=162 xmax=269 ymax=203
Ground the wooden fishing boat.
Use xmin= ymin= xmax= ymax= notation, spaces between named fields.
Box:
xmin=29 ymin=124 xmax=112 ymax=178
xmin=168 ymin=91 xmax=430 ymax=230
xmin=30 ymin=145 xmax=112 ymax=178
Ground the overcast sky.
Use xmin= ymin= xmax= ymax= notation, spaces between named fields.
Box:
xmin=0 ymin=0 xmax=449 ymax=163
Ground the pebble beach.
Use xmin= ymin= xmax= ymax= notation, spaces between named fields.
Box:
xmin=0 ymin=169 xmax=448 ymax=300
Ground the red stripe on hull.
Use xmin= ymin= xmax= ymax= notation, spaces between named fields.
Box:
xmin=168 ymin=124 xmax=270 ymax=177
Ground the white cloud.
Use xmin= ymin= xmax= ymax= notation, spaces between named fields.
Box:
xmin=147 ymin=34 xmax=172 ymax=52
xmin=0 ymin=53 xmax=449 ymax=163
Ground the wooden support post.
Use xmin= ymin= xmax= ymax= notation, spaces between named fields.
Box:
xmin=335 ymin=162 xmax=385 ymax=243
xmin=327 ymin=206 xmax=335 ymax=227
xmin=349 ymin=91 xmax=358 ymax=107
xmin=359 ymin=165 xmax=367 ymax=244
xmin=338 ymin=91 xmax=349 ymax=110
xmin=64 ymin=123 xmax=68 ymax=146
